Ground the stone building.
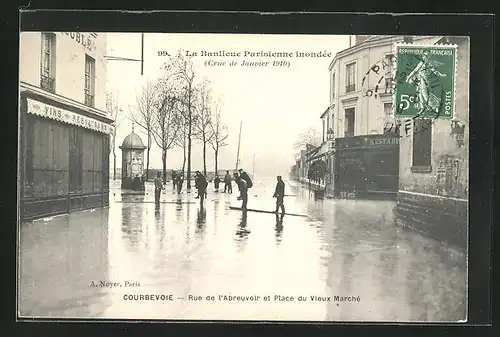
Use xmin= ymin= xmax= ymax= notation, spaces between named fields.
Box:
xmin=395 ymin=36 xmax=469 ymax=249
xmin=19 ymin=32 xmax=114 ymax=220
xmin=321 ymin=35 xmax=442 ymax=198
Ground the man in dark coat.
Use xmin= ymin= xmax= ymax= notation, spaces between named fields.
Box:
xmin=154 ymin=171 xmax=163 ymax=209
xmin=224 ymin=171 xmax=232 ymax=193
xmin=238 ymin=175 xmax=248 ymax=210
xmin=172 ymin=170 xmax=177 ymax=190
xmin=176 ymin=173 xmax=183 ymax=194
xmin=238 ymin=169 xmax=252 ymax=188
xmin=214 ymin=175 xmax=221 ymax=193
xmin=234 ymin=172 xmax=242 ymax=200
xmin=195 ymin=171 xmax=208 ymax=202
xmin=273 ymin=175 xmax=285 ymax=214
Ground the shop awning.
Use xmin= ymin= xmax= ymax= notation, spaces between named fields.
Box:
xmin=20 ymin=81 xmax=115 ymax=134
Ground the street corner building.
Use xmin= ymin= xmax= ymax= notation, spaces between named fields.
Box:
xmin=395 ymin=36 xmax=469 ymax=250
xmin=19 ymin=32 xmax=114 ymax=221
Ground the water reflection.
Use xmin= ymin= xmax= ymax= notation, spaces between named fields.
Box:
xmin=19 ymin=209 xmax=110 ymax=317
xmin=275 ymin=213 xmax=284 ymax=245
xmin=121 ymin=195 xmax=144 ymax=250
xmin=235 ymin=210 xmax=250 ymax=247
xmin=155 ymin=205 xmax=166 ymax=249
xmin=195 ymin=204 xmax=207 ymax=238
xmin=213 ymin=199 xmax=219 ymax=233
xmin=19 ymin=181 xmax=466 ymax=321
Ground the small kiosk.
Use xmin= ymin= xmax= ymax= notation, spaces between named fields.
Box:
xmin=119 ymin=125 xmax=147 ymax=192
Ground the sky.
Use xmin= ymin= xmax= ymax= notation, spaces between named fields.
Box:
xmin=106 ymin=33 xmax=350 ymax=178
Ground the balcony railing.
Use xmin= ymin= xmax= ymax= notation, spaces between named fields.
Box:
xmin=345 ymin=84 xmax=356 ymax=93
xmin=40 ymin=75 xmax=55 ymax=93
xmin=84 ymin=93 xmax=95 ymax=107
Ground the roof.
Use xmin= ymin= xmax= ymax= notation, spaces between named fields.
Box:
xmin=120 ymin=131 xmax=147 ymax=149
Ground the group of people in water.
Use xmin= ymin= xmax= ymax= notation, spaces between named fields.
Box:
xmin=154 ymin=169 xmax=286 ymax=214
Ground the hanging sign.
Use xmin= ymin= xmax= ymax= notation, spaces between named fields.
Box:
xmin=26 ymin=98 xmax=113 ymax=134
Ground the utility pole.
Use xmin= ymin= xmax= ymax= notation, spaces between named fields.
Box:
xmin=235 ymin=121 xmax=242 ymax=170
xmin=141 ymin=33 xmax=144 ymax=75
xmin=104 ymin=33 xmax=145 ymax=75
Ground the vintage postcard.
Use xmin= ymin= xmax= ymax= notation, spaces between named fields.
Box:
xmin=17 ymin=31 xmax=469 ymax=322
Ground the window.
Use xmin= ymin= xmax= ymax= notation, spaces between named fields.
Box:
xmin=383 ymin=103 xmax=394 ymax=134
xmin=383 ymin=54 xmax=395 ymax=90
xmin=40 ymin=33 xmax=56 ymax=93
xmin=344 ymin=108 xmax=355 ymax=137
xmin=345 ymin=62 xmax=356 ymax=93
xmin=25 ymin=116 xmax=69 ymax=197
xmin=412 ymin=119 xmax=432 ymax=171
xmin=384 ymin=103 xmax=393 ymax=119
xmin=84 ymin=55 xmax=96 ymax=107
xmin=331 ymin=73 xmax=336 ymax=100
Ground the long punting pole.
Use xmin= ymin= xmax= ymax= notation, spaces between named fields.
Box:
xmin=235 ymin=121 xmax=242 ymax=170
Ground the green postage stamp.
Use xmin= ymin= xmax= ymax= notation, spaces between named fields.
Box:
xmin=394 ymin=44 xmax=457 ymax=119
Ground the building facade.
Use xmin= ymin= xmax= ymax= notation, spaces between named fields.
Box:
xmin=19 ymin=32 xmax=114 ymax=221
xmin=319 ymin=35 xmax=442 ymax=198
xmin=395 ymin=36 xmax=469 ymax=249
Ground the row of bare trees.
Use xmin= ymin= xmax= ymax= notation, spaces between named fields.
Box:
xmin=114 ymin=51 xmax=229 ymax=190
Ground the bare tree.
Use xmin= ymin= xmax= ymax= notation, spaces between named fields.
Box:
xmin=151 ymin=74 xmax=181 ymax=184
xmin=169 ymin=50 xmax=197 ymax=190
xmin=209 ymin=99 xmax=228 ymax=177
xmin=174 ymin=109 xmax=188 ymax=175
xmin=105 ymin=92 xmax=123 ymax=180
xmin=293 ymin=127 xmax=322 ymax=149
xmin=193 ymin=79 xmax=215 ymax=177
xmin=129 ymin=79 xmax=156 ymax=180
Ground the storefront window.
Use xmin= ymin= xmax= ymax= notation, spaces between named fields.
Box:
xmin=28 ymin=116 xmax=69 ymax=197
xmin=69 ymin=127 xmax=82 ymax=192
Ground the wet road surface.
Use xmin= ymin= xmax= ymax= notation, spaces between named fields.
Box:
xmin=19 ymin=178 xmax=466 ymax=321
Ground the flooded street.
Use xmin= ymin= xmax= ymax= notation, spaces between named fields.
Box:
xmin=19 ymin=178 xmax=467 ymax=321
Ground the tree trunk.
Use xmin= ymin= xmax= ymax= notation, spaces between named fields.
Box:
xmin=187 ymin=100 xmax=192 ymax=190
xmin=187 ymin=129 xmax=192 ymax=190
xmin=203 ymin=140 xmax=207 ymax=177
xmin=214 ymin=148 xmax=218 ymax=177
xmin=162 ymin=151 xmax=167 ymax=184
xmin=146 ymin=133 xmax=151 ymax=180
xmin=182 ymin=138 xmax=186 ymax=174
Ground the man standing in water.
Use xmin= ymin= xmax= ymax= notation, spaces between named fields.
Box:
xmin=214 ymin=175 xmax=221 ymax=193
xmin=154 ymin=171 xmax=163 ymax=209
xmin=273 ymin=175 xmax=285 ymax=214
xmin=195 ymin=171 xmax=208 ymax=202
xmin=238 ymin=174 xmax=248 ymax=210
xmin=224 ymin=170 xmax=232 ymax=193
xmin=172 ymin=170 xmax=177 ymax=191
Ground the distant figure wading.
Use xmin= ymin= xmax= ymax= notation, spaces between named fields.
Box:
xmin=154 ymin=171 xmax=163 ymax=208
xmin=273 ymin=175 xmax=285 ymax=214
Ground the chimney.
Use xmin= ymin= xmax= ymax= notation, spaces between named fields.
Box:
xmin=354 ymin=35 xmax=370 ymax=45
xmin=403 ymin=36 xmax=414 ymax=44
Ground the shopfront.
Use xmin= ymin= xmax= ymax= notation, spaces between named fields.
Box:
xmin=19 ymin=85 xmax=114 ymax=221
xmin=334 ymin=134 xmax=399 ymax=199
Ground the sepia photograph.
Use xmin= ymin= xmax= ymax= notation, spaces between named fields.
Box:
xmin=17 ymin=30 xmax=469 ymax=322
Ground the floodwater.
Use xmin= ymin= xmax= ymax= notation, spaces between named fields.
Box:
xmin=18 ymin=178 xmax=467 ymax=321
